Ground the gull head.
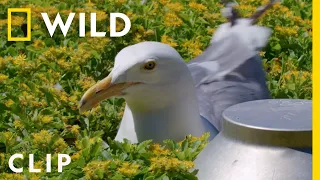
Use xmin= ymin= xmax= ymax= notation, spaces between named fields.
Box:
xmin=79 ymin=41 xmax=193 ymax=113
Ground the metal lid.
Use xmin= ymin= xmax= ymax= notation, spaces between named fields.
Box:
xmin=222 ymin=99 xmax=312 ymax=147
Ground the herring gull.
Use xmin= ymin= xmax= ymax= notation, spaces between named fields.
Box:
xmin=79 ymin=5 xmax=274 ymax=143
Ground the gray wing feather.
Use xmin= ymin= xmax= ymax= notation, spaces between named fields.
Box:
xmin=187 ymin=20 xmax=271 ymax=131
xmin=187 ymin=33 xmax=256 ymax=87
xmin=195 ymin=55 xmax=270 ymax=130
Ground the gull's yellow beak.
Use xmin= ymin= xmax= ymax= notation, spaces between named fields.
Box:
xmin=79 ymin=74 xmax=140 ymax=113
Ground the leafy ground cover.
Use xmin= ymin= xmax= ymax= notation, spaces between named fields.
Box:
xmin=0 ymin=0 xmax=312 ymax=179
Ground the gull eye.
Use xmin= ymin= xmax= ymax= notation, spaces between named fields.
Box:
xmin=144 ymin=61 xmax=156 ymax=70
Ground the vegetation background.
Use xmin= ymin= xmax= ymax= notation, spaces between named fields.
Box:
xmin=0 ymin=0 xmax=312 ymax=179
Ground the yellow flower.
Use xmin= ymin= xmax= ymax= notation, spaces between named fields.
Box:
xmin=1 ymin=132 xmax=16 ymax=147
xmin=29 ymin=5 xmax=58 ymax=19
xmin=235 ymin=5 xmax=256 ymax=17
xmin=207 ymin=27 xmax=216 ymax=35
xmin=12 ymin=54 xmax=27 ymax=66
xmin=259 ymin=51 xmax=266 ymax=57
xmin=0 ymin=0 xmax=9 ymax=5
xmin=20 ymin=83 xmax=30 ymax=90
xmin=164 ymin=13 xmax=183 ymax=27
xmin=29 ymin=174 xmax=41 ymax=180
xmin=203 ymin=13 xmax=222 ymax=21
xmin=34 ymin=161 xmax=44 ymax=171
xmin=236 ymin=4 xmax=256 ymax=11
xmin=85 ymin=1 xmax=95 ymax=8
xmin=0 ymin=57 xmax=5 ymax=69
xmin=53 ymin=138 xmax=68 ymax=152
xmin=215 ymin=2 xmax=224 ymax=8
xmin=133 ymin=33 xmax=142 ymax=43
xmin=5 ymin=99 xmax=14 ymax=107
xmin=71 ymin=125 xmax=80 ymax=136
xmin=149 ymin=2 xmax=159 ymax=15
xmin=2 ymin=132 xmax=14 ymax=141
xmin=136 ymin=25 xmax=145 ymax=34
xmin=42 ymin=115 xmax=53 ymax=124
xmin=18 ymin=91 xmax=38 ymax=106
xmin=291 ymin=16 xmax=303 ymax=26
xmin=115 ymin=0 xmax=126 ymax=6
xmin=126 ymin=11 xmax=137 ymax=19
xmin=159 ymin=0 xmax=170 ymax=5
xmin=261 ymin=0 xmax=270 ymax=5
xmin=57 ymin=59 xmax=72 ymax=70
xmin=68 ymin=95 xmax=78 ymax=105
xmin=149 ymin=143 xmax=170 ymax=156
xmin=118 ymin=109 xmax=125 ymax=118
xmin=71 ymin=151 xmax=82 ymax=160
xmin=70 ymin=50 xmax=91 ymax=65
xmin=75 ymin=140 xmax=82 ymax=150
xmin=43 ymin=47 xmax=68 ymax=61
xmin=166 ymin=2 xmax=184 ymax=12
xmin=78 ymin=75 xmax=96 ymax=90
xmin=0 ymin=153 xmax=5 ymax=163
xmin=0 ymin=173 xmax=24 ymax=180
xmin=31 ymin=101 xmax=43 ymax=108
xmin=183 ymin=161 xmax=194 ymax=169
xmin=118 ymin=162 xmax=140 ymax=177
xmin=32 ymin=39 xmax=45 ymax=49
xmin=116 ymin=21 xmax=125 ymax=32
xmin=275 ymin=26 xmax=298 ymax=37
xmin=304 ymin=19 xmax=312 ymax=27
xmin=143 ymin=29 xmax=154 ymax=37
xmin=89 ymin=138 xmax=96 ymax=145
xmin=283 ymin=70 xmax=311 ymax=82
xmin=59 ymin=93 xmax=69 ymax=103
xmin=11 ymin=16 xmax=25 ymax=26
xmin=84 ymin=160 xmax=112 ymax=179
xmin=182 ymin=38 xmax=204 ymax=57
xmin=0 ymin=74 xmax=8 ymax=83
xmin=149 ymin=157 xmax=194 ymax=172
xmin=279 ymin=6 xmax=290 ymax=14
xmin=70 ymin=38 xmax=109 ymax=65
xmin=161 ymin=35 xmax=178 ymax=47
xmin=0 ymin=19 xmax=6 ymax=27
xmin=13 ymin=120 xmax=23 ymax=129
xmin=282 ymin=71 xmax=296 ymax=85
xmin=33 ymin=24 xmax=40 ymax=30
xmin=189 ymin=2 xmax=207 ymax=11
xmin=187 ymin=136 xmax=199 ymax=143
xmin=32 ymin=130 xmax=52 ymax=149
xmin=90 ymin=10 xmax=108 ymax=22
xmin=302 ymin=71 xmax=312 ymax=81
xmin=82 ymin=104 xmax=101 ymax=116
xmin=38 ymin=73 xmax=50 ymax=84
xmin=269 ymin=61 xmax=282 ymax=75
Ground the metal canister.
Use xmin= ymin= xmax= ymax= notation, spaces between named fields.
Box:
xmin=195 ymin=99 xmax=312 ymax=180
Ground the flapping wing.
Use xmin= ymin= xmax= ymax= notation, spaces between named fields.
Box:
xmin=194 ymin=55 xmax=271 ymax=130
xmin=187 ymin=19 xmax=272 ymax=130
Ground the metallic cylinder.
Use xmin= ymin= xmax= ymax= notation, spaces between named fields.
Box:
xmin=195 ymin=99 xmax=312 ymax=180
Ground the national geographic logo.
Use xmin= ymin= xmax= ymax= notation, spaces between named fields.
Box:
xmin=7 ymin=8 xmax=131 ymax=41
xmin=7 ymin=8 xmax=31 ymax=41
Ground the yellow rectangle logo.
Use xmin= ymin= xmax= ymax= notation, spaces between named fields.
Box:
xmin=7 ymin=8 xmax=31 ymax=41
